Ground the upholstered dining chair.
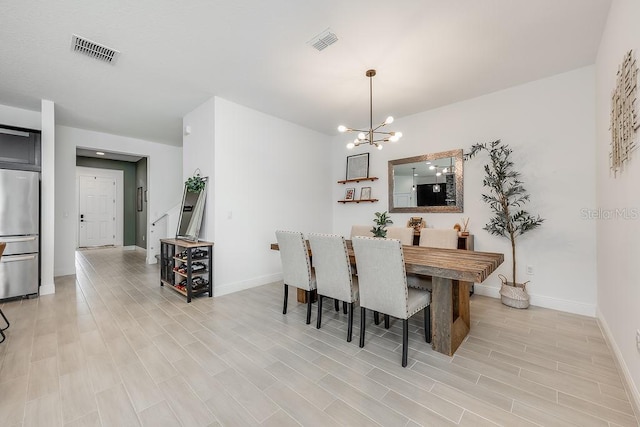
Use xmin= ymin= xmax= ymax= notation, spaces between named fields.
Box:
xmin=407 ymin=228 xmax=460 ymax=292
xmin=350 ymin=225 xmax=374 ymax=238
xmin=385 ymin=227 xmax=414 ymax=246
xmin=352 ymin=236 xmax=431 ymax=367
xmin=308 ymin=233 xmax=359 ymax=342
xmin=275 ymin=230 xmax=316 ymax=324
xmin=419 ymin=228 xmax=459 ymax=249
xmin=0 ymin=242 xmax=9 ymax=344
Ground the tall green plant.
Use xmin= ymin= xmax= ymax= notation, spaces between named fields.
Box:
xmin=371 ymin=211 xmax=393 ymax=238
xmin=464 ymin=140 xmax=544 ymax=286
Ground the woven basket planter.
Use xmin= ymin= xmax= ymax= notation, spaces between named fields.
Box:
xmin=498 ymin=274 xmax=530 ymax=309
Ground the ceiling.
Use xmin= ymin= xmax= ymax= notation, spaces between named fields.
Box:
xmin=0 ymin=0 xmax=611 ymax=147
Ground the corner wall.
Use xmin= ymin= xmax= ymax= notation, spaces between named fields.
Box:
xmin=332 ymin=66 xmax=598 ymax=316
xmin=595 ymin=0 xmax=640 ymax=411
xmin=183 ymin=97 xmax=332 ymax=296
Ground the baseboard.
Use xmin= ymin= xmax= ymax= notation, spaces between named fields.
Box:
xmin=123 ymin=246 xmax=136 ymax=251
xmin=39 ymin=283 xmax=55 ymax=295
xmin=147 ymin=255 xmax=158 ymax=264
xmin=214 ymin=273 xmax=282 ymax=297
xmin=135 ymin=246 xmax=147 ymax=252
xmin=596 ymin=308 xmax=640 ymax=420
xmin=473 ymin=283 xmax=596 ymax=316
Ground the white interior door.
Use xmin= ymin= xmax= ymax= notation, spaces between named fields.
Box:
xmin=79 ymin=175 xmax=116 ymax=247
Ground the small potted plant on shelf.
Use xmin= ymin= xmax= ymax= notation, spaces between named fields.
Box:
xmin=464 ymin=140 xmax=544 ymax=308
xmin=371 ymin=211 xmax=393 ymax=238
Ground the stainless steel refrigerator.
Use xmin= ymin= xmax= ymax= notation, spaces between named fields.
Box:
xmin=0 ymin=169 xmax=39 ymax=299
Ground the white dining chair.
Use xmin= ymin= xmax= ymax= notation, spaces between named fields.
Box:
xmin=385 ymin=227 xmax=414 ymax=245
xmin=350 ymin=225 xmax=374 ymax=238
xmin=419 ymin=228 xmax=459 ymax=249
xmin=352 ymin=236 xmax=431 ymax=367
xmin=308 ymin=233 xmax=359 ymax=342
xmin=275 ymin=230 xmax=316 ymax=324
xmin=407 ymin=228 xmax=460 ymax=292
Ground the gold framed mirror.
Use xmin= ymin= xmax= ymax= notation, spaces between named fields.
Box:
xmin=388 ymin=149 xmax=463 ymax=213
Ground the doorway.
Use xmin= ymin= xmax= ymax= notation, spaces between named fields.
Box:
xmin=76 ymin=167 xmax=124 ymax=248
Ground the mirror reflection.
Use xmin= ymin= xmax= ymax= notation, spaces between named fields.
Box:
xmin=388 ymin=149 xmax=463 ymax=213
xmin=176 ymin=178 xmax=208 ymax=241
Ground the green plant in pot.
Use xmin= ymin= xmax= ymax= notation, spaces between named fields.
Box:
xmin=185 ymin=173 xmax=206 ymax=193
xmin=464 ymin=140 xmax=544 ymax=308
xmin=371 ymin=211 xmax=393 ymax=238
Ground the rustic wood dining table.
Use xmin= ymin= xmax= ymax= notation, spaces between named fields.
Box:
xmin=270 ymin=240 xmax=504 ymax=356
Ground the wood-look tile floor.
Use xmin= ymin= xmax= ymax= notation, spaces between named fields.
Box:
xmin=0 ymin=247 xmax=637 ymax=426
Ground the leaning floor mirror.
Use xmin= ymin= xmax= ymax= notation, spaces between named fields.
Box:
xmin=176 ymin=177 xmax=208 ymax=241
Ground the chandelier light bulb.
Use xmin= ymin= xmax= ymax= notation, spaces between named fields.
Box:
xmin=385 ymin=116 xmax=394 ymax=124
xmin=436 ymin=172 xmax=442 ymax=177
xmin=346 ymin=142 xmax=355 ymax=149
xmin=429 ymin=165 xmax=436 ymax=170
xmin=395 ymin=132 xmax=403 ymax=139
xmin=377 ymin=144 xmax=383 ymax=150
xmin=338 ymin=125 xmax=347 ymax=133
xmin=358 ymin=132 xmax=366 ymax=140
xmin=442 ymin=168 xmax=448 ymax=173
xmin=389 ymin=135 xmax=399 ymax=143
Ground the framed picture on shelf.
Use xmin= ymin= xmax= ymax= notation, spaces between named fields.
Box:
xmin=346 ymin=153 xmax=369 ymax=180
xmin=344 ymin=187 xmax=356 ymax=201
xmin=360 ymin=187 xmax=371 ymax=200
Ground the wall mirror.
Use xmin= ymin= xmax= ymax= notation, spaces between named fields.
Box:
xmin=176 ymin=178 xmax=208 ymax=241
xmin=388 ymin=149 xmax=463 ymax=213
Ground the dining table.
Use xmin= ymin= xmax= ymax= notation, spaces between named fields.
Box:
xmin=270 ymin=240 xmax=504 ymax=356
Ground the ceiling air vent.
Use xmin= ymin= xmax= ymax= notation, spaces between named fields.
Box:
xmin=307 ymin=28 xmax=338 ymax=52
xmin=71 ymin=34 xmax=120 ymax=64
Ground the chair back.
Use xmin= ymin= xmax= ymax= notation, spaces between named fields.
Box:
xmin=308 ymin=233 xmax=356 ymax=303
xmin=385 ymin=227 xmax=414 ymax=246
xmin=275 ymin=230 xmax=314 ymax=291
xmin=350 ymin=225 xmax=374 ymax=238
xmin=419 ymin=228 xmax=459 ymax=249
xmin=352 ymin=236 xmax=409 ymax=319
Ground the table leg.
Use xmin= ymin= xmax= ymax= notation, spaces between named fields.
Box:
xmin=431 ymin=276 xmax=470 ymax=356
xmin=296 ymin=288 xmax=317 ymax=303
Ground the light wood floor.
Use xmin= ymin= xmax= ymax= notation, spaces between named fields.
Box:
xmin=0 ymin=247 xmax=637 ymax=426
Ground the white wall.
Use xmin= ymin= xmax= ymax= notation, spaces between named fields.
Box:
xmin=183 ymin=97 xmax=332 ymax=296
xmin=0 ymin=104 xmax=41 ymax=130
xmin=332 ymin=66 xmax=598 ymax=316
xmin=55 ymin=126 xmax=183 ymax=275
xmin=183 ymin=97 xmax=215 ymax=241
xmin=595 ymin=0 xmax=640 ymax=411
xmin=40 ymin=100 xmax=56 ymax=294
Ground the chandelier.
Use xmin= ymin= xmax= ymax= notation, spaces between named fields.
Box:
xmin=338 ymin=69 xmax=402 ymax=150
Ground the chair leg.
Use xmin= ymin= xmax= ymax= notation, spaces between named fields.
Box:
xmin=347 ymin=303 xmax=354 ymax=342
xmin=424 ymin=305 xmax=431 ymax=343
xmin=374 ymin=311 xmax=380 ymax=325
xmin=334 ymin=299 xmax=340 ymax=311
xmin=402 ymin=319 xmax=409 ymax=367
xmin=0 ymin=328 xmax=5 ymax=344
xmin=0 ymin=308 xmax=9 ymax=331
xmin=359 ymin=307 xmax=366 ymax=348
xmin=343 ymin=301 xmax=348 ymax=314
xmin=384 ymin=314 xmax=390 ymax=329
xmin=316 ymin=295 xmax=323 ymax=329
xmin=306 ymin=290 xmax=312 ymax=325
xmin=282 ymin=284 xmax=288 ymax=314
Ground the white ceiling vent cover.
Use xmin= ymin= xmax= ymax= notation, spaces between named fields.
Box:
xmin=71 ymin=34 xmax=120 ymax=64
xmin=307 ymin=28 xmax=338 ymax=52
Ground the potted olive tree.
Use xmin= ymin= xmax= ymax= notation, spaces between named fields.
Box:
xmin=371 ymin=211 xmax=393 ymax=238
xmin=464 ymin=140 xmax=544 ymax=308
